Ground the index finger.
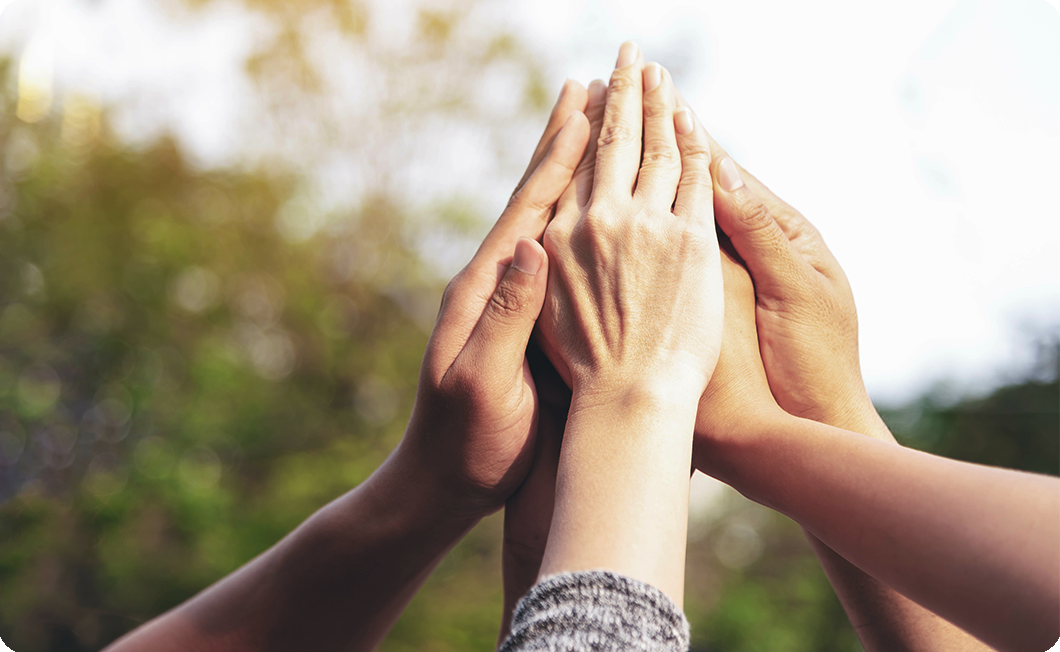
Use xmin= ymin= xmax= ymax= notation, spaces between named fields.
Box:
xmin=591 ymin=41 xmax=645 ymax=201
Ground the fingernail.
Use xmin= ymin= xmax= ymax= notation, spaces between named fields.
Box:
xmin=615 ymin=41 xmax=638 ymax=69
xmin=587 ymin=79 xmax=606 ymax=105
xmin=674 ymin=107 xmax=694 ymax=135
xmin=512 ymin=238 xmax=543 ymax=276
xmin=718 ymin=157 xmax=744 ymax=192
xmin=644 ymin=63 xmax=662 ymax=92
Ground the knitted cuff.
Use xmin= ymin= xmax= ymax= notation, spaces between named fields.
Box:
xmin=499 ymin=570 xmax=690 ymax=652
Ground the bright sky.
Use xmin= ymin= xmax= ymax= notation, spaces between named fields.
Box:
xmin=1 ymin=0 xmax=1058 ymax=405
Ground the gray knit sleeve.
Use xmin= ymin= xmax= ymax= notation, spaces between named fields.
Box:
xmin=498 ymin=570 xmax=690 ymax=652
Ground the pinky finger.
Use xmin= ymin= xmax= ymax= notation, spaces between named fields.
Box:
xmin=672 ymin=107 xmax=713 ymax=222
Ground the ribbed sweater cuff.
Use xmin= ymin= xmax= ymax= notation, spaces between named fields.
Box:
xmin=499 ymin=570 xmax=690 ymax=652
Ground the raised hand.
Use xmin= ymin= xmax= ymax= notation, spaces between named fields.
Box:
xmin=674 ymin=93 xmax=1024 ymax=652
xmin=401 ymin=81 xmax=590 ymax=518
xmin=104 ymin=81 xmax=591 ymax=652
xmin=496 ymin=76 xmax=611 ymax=644
xmin=693 ymin=237 xmax=780 ymax=474
xmin=704 ymin=135 xmax=890 ymax=439
xmin=536 ymin=57 xmax=723 ymax=399
xmin=530 ymin=44 xmax=724 ymax=604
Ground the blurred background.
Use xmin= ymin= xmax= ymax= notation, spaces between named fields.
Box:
xmin=0 ymin=0 xmax=1057 ymax=650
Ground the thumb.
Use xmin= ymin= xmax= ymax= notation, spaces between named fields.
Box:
xmin=453 ymin=237 xmax=548 ymax=386
xmin=712 ymin=156 xmax=810 ymax=300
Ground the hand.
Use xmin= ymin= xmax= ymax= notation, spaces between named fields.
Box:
xmin=523 ymin=44 xmax=723 ymax=606
xmin=399 ymin=81 xmax=591 ymax=519
xmin=675 ymin=98 xmax=1000 ymax=652
xmin=537 ymin=55 xmax=723 ymax=402
xmin=679 ymin=93 xmax=890 ymax=440
xmin=693 ymin=237 xmax=784 ymax=476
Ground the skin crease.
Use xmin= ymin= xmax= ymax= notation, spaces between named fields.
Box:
xmin=103 ymin=79 xmax=592 ymax=652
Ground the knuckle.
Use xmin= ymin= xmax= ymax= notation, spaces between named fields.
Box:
xmin=487 ymin=281 xmax=528 ymax=323
xmin=598 ymin=120 xmax=636 ymax=149
xmin=640 ymin=147 xmax=678 ymax=169
xmin=734 ymin=197 xmax=776 ymax=233
xmin=578 ymin=209 xmax=617 ymax=246
xmin=681 ymin=168 xmax=712 ymax=190
xmin=680 ymin=141 xmax=712 ymax=167
xmin=440 ymin=271 xmax=465 ymax=309
xmin=542 ymin=224 xmax=567 ymax=256
xmin=583 ymin=205 xmax=614 ymax=229
xmin=607 ymin=69 xmax=638 ymax=94
xmin=642 ymin=98 xmax=670 ymax=120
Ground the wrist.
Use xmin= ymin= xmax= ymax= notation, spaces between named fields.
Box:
xmin=541 ymin=378 xmax=697 ymax=604
xmin=816 ymin=392 xmax=896 ymax=445
xmin=571 ymin=375 xmax=704 ymax=420
xmin=701 ymin=405 xmax=795 ymax=496
xmin=693 ymin=399 xmax=787 ymax=478
xmin=383 ymin=435 xmax=487 ymax=527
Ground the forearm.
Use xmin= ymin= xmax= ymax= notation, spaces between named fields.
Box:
xmin=106 ymin=441 xmax=478 ymax=652
xmin=807 ymin=534 xmax=1000 ymax=651
xmin=713 ymin=410 xmax=1059 ymax=652
xmin=539 ymin=384 xmax=698 ymax=606
xmin=804 ymin=409 xmax=998 ymax=651
xmin=498 ymin=404 xmax=564 ymax=646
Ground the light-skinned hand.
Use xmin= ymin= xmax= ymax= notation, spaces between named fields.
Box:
xmin=536 ymin=57 xmax=723 ymax=403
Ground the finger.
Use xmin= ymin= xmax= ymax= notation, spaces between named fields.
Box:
xmin=672 ymin=89 xmax=817 ymax=238
xmin=635 ymin=63 xmax=681 ymax=204
xmin=672 ymin=104 xmax=712 ymax=221
xmin=672 ymin=88 xmax=840 ymax=275
xmin=472 ymin=111 xmax=590 ymax=270
xmin=592 ymin=41 xmax=645 ymax=200
xmin=555 ymin=78 xmax=606 ymax=223
xmin=453 ymin=238 xmax=549 ymax=388
xmin=514 ymin=79 xmax=590 ymax=197
xmin=712 ymin=155 xmax=813 ymax=301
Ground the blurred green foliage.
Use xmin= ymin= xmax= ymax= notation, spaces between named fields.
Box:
xmin=0 ymin=57 xmax=445 ymax=649
xmin=0 ymin=3 xmax=1058 ymax=648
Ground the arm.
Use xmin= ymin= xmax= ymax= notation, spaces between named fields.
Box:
xmin=503 ymin=43 xmax=724 ymax=648
xmin=105 ymin=80 xmax=593 ymax=652
xmin=705 ymin=408 xmax=1060 ymax=652
xmin=536 ymin=48 xmax=722 ymax=603
xmin=682 ymin=89 xmax=1003 ymax=652
xmin=495 ymin=74 xmax=612 ymax=643
xmin=105 ymin=448 xmax=478 ymax=652
xmin=497 ymin=343 xmax=568 ymax=645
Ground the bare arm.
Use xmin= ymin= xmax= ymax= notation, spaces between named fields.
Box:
xmin=798 ymin=413 xmax=994 ymax=652
xmin=105 ymin=80 xmax=592 ymax=652
xmin=705 ymin=407 xmax=1060 ymax=652
xmin=105 ymin=447 xmax=476 ymax=652
xmin=684 ymin=90 xmax=1003 ymax=652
